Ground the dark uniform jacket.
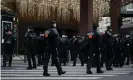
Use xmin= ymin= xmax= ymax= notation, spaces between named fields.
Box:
xmin=48 ymin=27 xmax=60 ymax=49
xmin=4 ymin=35 xmax=15 ymax=54
xmin=25 ymin=31 xmax=37 ymax=53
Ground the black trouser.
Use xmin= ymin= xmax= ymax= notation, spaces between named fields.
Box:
xmin=59 ymin=51 xmax=68 ymax=65
xmin=79 ymin=52 xmax=85 ymax=66
xmin=105 ymin=47 xmax=114 ymax=68
xmin=43 ymin=48 xmax=63 ymax=74
xmin=38 ymin=53 xmax=43 ymax=65
xmin=113 ymin=49 xmax=121 ymax=66
xmin=37 ymin=48 xmax=44 ymax=65
xmin=3 ymin=54 xmax=12 ymax=66
xmin=131 ymin=50 xmax=133 ymax=64
xmin=72 ymin=52 xmax=78 ymax=66
xmin=27 ymin=47 xmax=36 ymax=67
xmin=3 ymin=44 xmax=13 ymax=66
xmin=86 ymin=47 xmax=101 ymax=71
xmin=124 ymin=47 xmax=130 ymax=65
xmin=100 ymin=49 xmax=106 ymax=67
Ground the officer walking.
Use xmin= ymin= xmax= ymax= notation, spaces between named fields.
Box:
xmin=25 ymin=27 xmax=37 ymax=70
xmin=2 ymin=30 xmax=15 ymax=67
xmin=103 ymin=27 xmax=114 ymax=70
xmin=43 ymin=21 xmax=66 ymax=76
xmin=85 ymin=25 xmax=104 ymax=74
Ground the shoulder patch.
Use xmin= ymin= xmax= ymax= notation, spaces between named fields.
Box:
xmin=87 ymin=32 xmax=93 ymax=39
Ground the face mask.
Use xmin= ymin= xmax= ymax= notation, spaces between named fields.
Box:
xmin=7 ymin=31 xmax=12 ymax=35
xmin=40 ymin=34 xmax=44 ymax=37
xmin=28 ymin=29 xmax=30 ymax=32
xmin=53 ymin=23 xmax=56 ymax=28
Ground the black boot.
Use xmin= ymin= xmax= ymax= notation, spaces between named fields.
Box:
xmin=8 ymin=64 xmax=11 ymax=67
xmin=2 ymin=65 xmax=6 ymax=67
xmin=58 ymin=71 xmax=66 ymax=75
xmin=51 ymin=64 xmax=55 ymax=66
xmin=106 ymin=67 xmax=113 ymax=71
xmin=81 ymin=63 xmax=84 ymax=66
xmin=86 ymin=70 xmax=92 ymax=74
xmin=43 ymin=73 xmax=51 ymax=76
xmin=63 ymin=63 xmax=66 ymax=66
xmin=26 ymin=66 xmax=32 ymax=70
xmin=73 ymin=60 xmax=76 ymax=66
xmin=126 ymin=63 xmax=129 ymax=65
xmin=97 ymin=69 xmax=104 ymax=73
xmin=32 ymin=66 xmax=37 ymax=69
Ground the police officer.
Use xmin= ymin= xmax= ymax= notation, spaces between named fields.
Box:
xmin=85 ymin=25 xmax=104 ymax=74
xmin=123 ymin=35 xmax=130 ymax=65
xmin=25 ymin=27 xmax=37 ymax=70
xmin=37 ymin=32 xmax=45 ymax=66
xmin=2 ymin=30 xmax=15 ymax=67
xmin=113 ymin=34 xmax=122 ymax=67
xmin=103 ymin=27 xmax=114 ymax=70
xmin=69 ymin=36 xmax=76 ymax=61
xmin=58 ymin=35 xmax=69 ymax=66
xmin=43 ymin=21 xmax=66 ymax=76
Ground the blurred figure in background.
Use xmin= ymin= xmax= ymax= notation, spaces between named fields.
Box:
xmin=103 ymin=26 xmax=114 ymax=70
xmin=25 ymin=27 xmax=37 ymax=70
xmin=2 ymin=30 xmax=15 ymax=67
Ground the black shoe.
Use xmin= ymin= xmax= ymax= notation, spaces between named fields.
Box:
xmin=32 ymin=66 xmax=37 ymax=69
xmin=8 ymin=65 xmax=11 ymax=67
xmin=26 ymin=67 xmax=32 ymax=70
xmin=106 ymin=67 xmax=113 ymax=71
xmin=58 ymin=71 xmax=66 ymax=75
xmin=119 ymin=65 xmax=123 ymax=67
xmin=51 ymin=64 xmax=54 ymax=66
xmin=2 ymin=65 xmax=6 ymax=67
xmin=126 ymin=63 xmax=129 ymax=65
xmin=97 ymin=70 xmax=104 ymax=73
xmin=43 ymin=73 xmax=51 ymax=76
xmin=37 ymin=64 xmax=41 ymax=66
xmin=73 ymin=64 xmax=76 ymax=66
xmin=81 ymin=64 xmax=84 ymax=66
xmin=63 ymin=64 xmax=66 ymax=66
xmin=86 ymin=70 xmax=92 ymax=74
xmin=114 ymin=65 xmax=119 ymax=67
xmin=101 ymin=64 xmax=104 ymax=67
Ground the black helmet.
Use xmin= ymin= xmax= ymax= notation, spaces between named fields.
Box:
xmin=50 ymin=21 xmax=56 ymax=24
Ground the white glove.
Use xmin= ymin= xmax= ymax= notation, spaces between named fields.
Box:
xmin=2 ymin=39 xmax=4 ymax=43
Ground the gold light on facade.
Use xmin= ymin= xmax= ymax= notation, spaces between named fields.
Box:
xmin=16 ymin=0 xmax=111 ymax=24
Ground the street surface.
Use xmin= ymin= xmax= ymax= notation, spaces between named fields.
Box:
xmin=1 ymin=56 xmax=133 ymax=80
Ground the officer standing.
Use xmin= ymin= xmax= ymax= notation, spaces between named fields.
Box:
xmin=103 ymin=27 xmax=114 ymax=70
xmin=43 ymin=21 xmax=66 ymax=76
xmin=37 ymin=32 xmax=45 ymax=66
xmin=25 ymin=27 xmax=37 ymax=70
xmin=123 ymin=35 xmax=131 ymax=65
xmin=2 ymin=30 xmax=15 ymax=67
xmin=58 ymin=35 xmax=69 ymax=66
xmin=113 ymin=34 xmax=122 ymax=67
xmin=85 ymin=25 xmax=104 ymax=74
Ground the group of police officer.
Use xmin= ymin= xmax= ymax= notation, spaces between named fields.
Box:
xmin=2 ymin=21 xmax=133 ymax=76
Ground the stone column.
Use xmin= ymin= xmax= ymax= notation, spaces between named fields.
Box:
xmin=110 ymin=0 xmax=121 ymax=34
xmin=79 ymin=0 xmax=93 ymax=36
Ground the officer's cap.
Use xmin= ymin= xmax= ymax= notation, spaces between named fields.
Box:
xmin=50 ymin=21 xmax=56 ymax=24
xmin=28 ymin=26 xmax=34 ymax=29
